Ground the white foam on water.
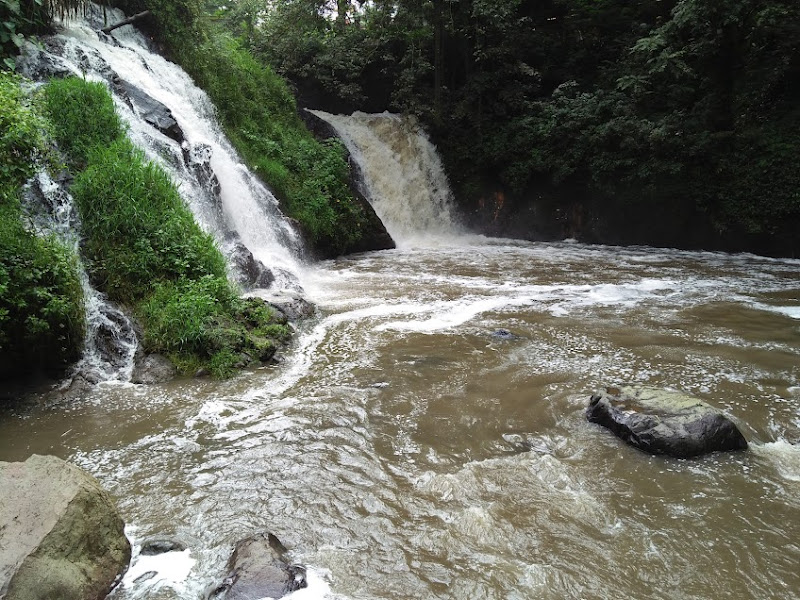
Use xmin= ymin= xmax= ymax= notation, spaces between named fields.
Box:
xmin=752 ymin=439 xmax=800 ymax=482
xmin=120 ymin=549 xmax=196 ymax=593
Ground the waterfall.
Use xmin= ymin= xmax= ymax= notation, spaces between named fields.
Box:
xmin=15 ymin=4 xmax=309 ymax=381
xmin=308 ymin=110 xmax=461 ymax=247
xmin=17 ymin=4 xmax=305 ymax=292
xmin=24 ymin=171 xmax=139 ymax=383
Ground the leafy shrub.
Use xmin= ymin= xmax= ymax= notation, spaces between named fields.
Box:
xmin=0 ymin=204 xmax=85 ymax=378
xmin=0 ymin=72 xmax=85 ymax=380
xmin=0 ymin=71 xmax=43 ymax=204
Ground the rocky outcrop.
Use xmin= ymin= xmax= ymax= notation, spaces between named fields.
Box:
xmin=586 ymin=386 xmax=748 ymax=458
xmin=114 ymin=77 xmax=184 ymax=143
xmin=0 ymin=455 xmax=131 ymax=600
xmin=229 ymin=242 xmax=276 ymax=290
xmin=266 ymin=294 xmax=316 ymax=321
xmin=131 ymin=353 xmax=177 ymax=384
xmin=208 ymin=533 xmax=306 ymax=600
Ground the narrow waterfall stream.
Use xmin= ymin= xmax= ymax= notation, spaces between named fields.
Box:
xmin=2 ymin=8 xmax=799 ymax=600
xmin=24 ymin=171 xmax=139 ymax=382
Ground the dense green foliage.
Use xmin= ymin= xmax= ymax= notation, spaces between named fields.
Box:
xmin=43 ymin=76 xmax=288 ymax=376
xmin=0 ymin=72 xmax=85 ymax=379
xmin=1 ymin=0 xmax=89 ymax=69
xmin=110 ymin=0 xmax=373 ymax=256
xmin=245 ymin=0 xmax=800 ymax=253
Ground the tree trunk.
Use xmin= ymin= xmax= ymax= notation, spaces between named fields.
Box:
xmin=100 ymin=10 xmax=151 ymax=35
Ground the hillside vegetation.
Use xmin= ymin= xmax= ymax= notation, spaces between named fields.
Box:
xmin=242 ymin=0 xmax=800 ymax=255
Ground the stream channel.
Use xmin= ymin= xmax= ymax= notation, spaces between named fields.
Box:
xmin=2 ymin=241 xmax=800 ymax=600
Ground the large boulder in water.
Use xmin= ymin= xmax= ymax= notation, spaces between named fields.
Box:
xmin=208 ymin=533 xmax=306 ymax=600
xmin=586 ymin=386 xmax=748 ymax=458
xmin=0 ymin=455 xmax=131 ymax=600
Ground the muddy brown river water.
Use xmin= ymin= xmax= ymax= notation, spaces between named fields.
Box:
xmin=2 ymin=240 xmax=799 ymax=600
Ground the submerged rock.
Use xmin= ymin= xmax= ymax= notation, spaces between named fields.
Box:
xmin=140 ymin=538 xmax=187 ymax=556
xmin=0 ymin=455 xmax=131 ymax=600
xmin=490 ymin=328 xmax=519 ymax=341
xmin=208 ymin=533 xmax=307 ymax=600
xmin=586 ymin=386 xmax=748 ymax=458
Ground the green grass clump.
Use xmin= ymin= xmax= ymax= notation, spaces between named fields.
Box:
xmin=42 ymin=75 xmax=291 ymax=377
xmin=42 ymin=77 xmax=124 ymax=169
xmin=70 ymin=138 xmax=227 ymax=300
xmin=140 ymin=277 xmax=290 ymax=375
xmin=0 ymin=73 xmax=85 ymax=379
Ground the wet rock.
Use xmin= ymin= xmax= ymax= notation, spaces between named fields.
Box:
xmin=267 ymin=294 xmax=316 ymax=321
xmin=132 ymin=354 xmax=177 ymax=385
xmin=229 ymin=242 xmax=276 ymax=289
xmin=183 ymin=142 xmax=223 ymax=210
xmin=115 ymin=78 xmax=184 ymax=142
xmin=490 ymin=328 xmax=519 ymax=341
xmin=15 ymin=38 xmax=74 ymax=80
xmin=586 ymin=386 xmax=748 ymax=458
xmin=0 ymin=455 xmax=131 ymax=600
xmin=208 ymin=533 xmax=306 ymax=600
xmin=140 ymin=539 xmax=187 ymax=556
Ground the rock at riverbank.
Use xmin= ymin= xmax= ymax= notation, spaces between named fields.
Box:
xmin=208 ymin=533 xmax=306 ymax=600
xmin=0 ymin=454 xmax=131 ymax=600
xmin=586 ymin=386 xmax=748 ymax=458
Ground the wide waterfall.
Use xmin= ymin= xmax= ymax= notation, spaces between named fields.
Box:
xmin=16 ymin=4 xmax=307 ymax=381
xmin=309 ymin=110 xmax=462 ymax=247
xmin=19 ymin=4 xmax=304 ymax=291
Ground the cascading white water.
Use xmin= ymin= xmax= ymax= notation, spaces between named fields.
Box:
xmin=309 ymin=110 xmax=461 ymax=247
xmin=24 ymin=171 xmax=138 ymax=382
xmin=18 ymin=3 xmax=305 ymax=293
xmin=14 ymin=3 xmax=313 ymax=381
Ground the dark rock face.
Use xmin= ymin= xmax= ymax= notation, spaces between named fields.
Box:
xmin=131 ymin=354 xmax=177 ymax=385
xmin=208 ymin=533 xmax=307 ymax=600
xmin=115 ymin=78 xmax=184 ymax=142
xmin=229 ymin=242 xmax=276 ymax=289
xmin=586 ymin=386 xmax=748 ymax=458
xmin=0 ymin=455 xmax=131 ymax=600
